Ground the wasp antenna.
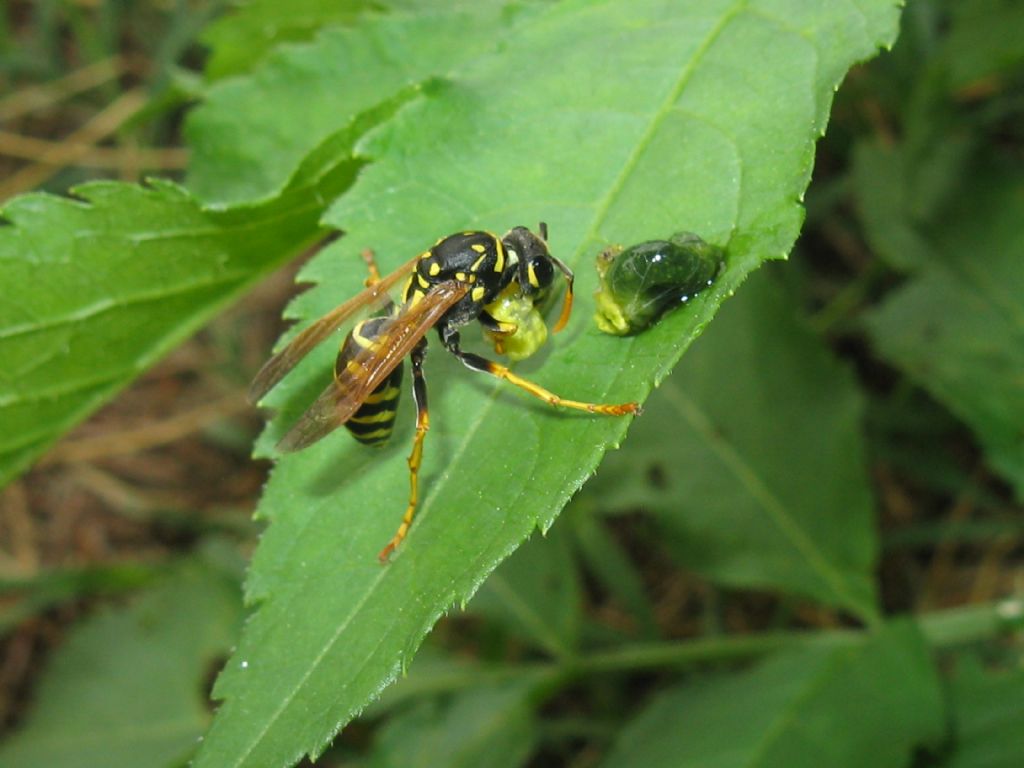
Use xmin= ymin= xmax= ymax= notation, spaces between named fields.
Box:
xmin=549 ymin=251 xmax=574 ymax=333
xmin=552 ymin=278 xmax=574 ymax=333
xmin=539 ymin=221 xmax=548 ymax=241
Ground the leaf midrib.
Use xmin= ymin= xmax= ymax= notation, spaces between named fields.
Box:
xmin=571 ymin=1 xmax=744 ymax=268
xmin=660 ymin=382 xmax=875 ymax=622
xmin=0 ymin=271 xmax=249 ymax=342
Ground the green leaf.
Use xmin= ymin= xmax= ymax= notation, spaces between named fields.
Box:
xmin=567 ymin=504 xmax=661 ymax=640
xmin=0 ymin=558 xmax=242 ymax=768
xmin=467 ymin=524 xmax=582 ymax=657
xmin=852 ymin=141 xmax=955 ymax=272
xmin=366 ymin=679 xmax=540 ymax=768
xmin=864 ymin=164 xmax=1024 ymax=499
xmin=940 ymin=0 xmax=1024 ymax=90
xmin=588 ymin=270 xmax=878 ymax=619
xmin=599 ymin=621 xmax=944 ymax=768
xmin=0 ymin=91 xmax=413 ymax=487
xmin=196 ymin=2 xmax=900 ymax=765
xmin=186 ymin=3 xmax=540 ymax=205
xmin=852 ymin=133 xmax=980 ymax=273
xmin=198 ymin=0 xmax=376 ymax=82
xmin=946 ymin=656 xmax=1024 ymax=768
xmin=0 ymin=562 xmax=160 ymax=637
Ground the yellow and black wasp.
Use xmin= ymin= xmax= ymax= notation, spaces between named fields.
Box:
xmin=249 ymin=224 xmax=640 ymax=561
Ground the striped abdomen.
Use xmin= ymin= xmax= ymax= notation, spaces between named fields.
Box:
xmin=337 ymin=316 xmax=403 ymax=445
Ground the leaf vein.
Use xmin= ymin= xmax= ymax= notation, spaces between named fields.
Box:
xmin=660 ymin=382 xmax=868 ymax=617
xmin=0 ymin=272 xmax=248 ymax=341
xmin=575 ymin=0 xmax=748 ymax=260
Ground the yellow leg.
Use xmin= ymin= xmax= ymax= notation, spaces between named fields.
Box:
xmin=361 ymin=248 xmax=383 ymax=286
xmin=379 ymin=342 xmax=430 ymax=562
xmin=377 ymin=412 xmax=428 ymax=562
xmin=486 ymin=359 xmax=640 ymax=415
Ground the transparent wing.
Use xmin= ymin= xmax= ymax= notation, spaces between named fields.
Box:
xmin=248 ymin=255 xmax=419 ymax=403
xmin=276 ymin=280 xmax=469 ymax=452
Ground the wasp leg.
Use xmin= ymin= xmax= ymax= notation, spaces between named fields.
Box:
xmin=440 ymin=327 xmax=640 ymax=416
xmin=379 ymin=339 xmax=429 ymax=562
xmin=479 ymin=310 xmax=517 ymax=356
xmin=361 ymin=249 xmax=383 ymax=287
xmin=478 ymin=311 xmax=517 ymax=336
xmin=360 ymin=248 xmax=399 ymax=318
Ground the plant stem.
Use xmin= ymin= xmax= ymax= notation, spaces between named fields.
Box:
xmin=373 ymin=599 xmax=1024 ymax=713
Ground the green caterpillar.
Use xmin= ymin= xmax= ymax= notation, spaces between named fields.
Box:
xmin=594 ymin=232 xmax=723 ymax=336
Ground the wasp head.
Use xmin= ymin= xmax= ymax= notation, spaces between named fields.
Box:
xmin=501 ymin=223 xmax=574 ymax=333
xmin=501 ymin=225 xmax=555 ymax=299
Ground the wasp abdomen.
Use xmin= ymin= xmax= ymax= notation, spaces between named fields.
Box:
xmin=338 ymin=317 xmax=403 ymax=445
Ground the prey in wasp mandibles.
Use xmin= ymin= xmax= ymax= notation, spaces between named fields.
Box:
xmin=249 ymin=224 xmax=640 ymax=562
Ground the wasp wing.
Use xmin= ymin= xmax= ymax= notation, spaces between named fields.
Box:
xmin=248 ymin=255 xmax=419 ymax=403
xmin=276 ymin=280 xmax=469 ymax=452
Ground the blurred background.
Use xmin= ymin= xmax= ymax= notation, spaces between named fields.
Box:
xmin=0 ymin=1 xmax=1022 ymax=766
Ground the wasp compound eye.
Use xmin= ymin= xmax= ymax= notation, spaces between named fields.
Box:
xmin=594 ymin=232 xmax=723 ymax=336
xmin=524 ymin=251 xmax=555 ymax=295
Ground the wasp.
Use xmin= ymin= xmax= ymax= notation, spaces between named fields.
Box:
xmin=250 ymin=224 xmax=640 ymax=561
